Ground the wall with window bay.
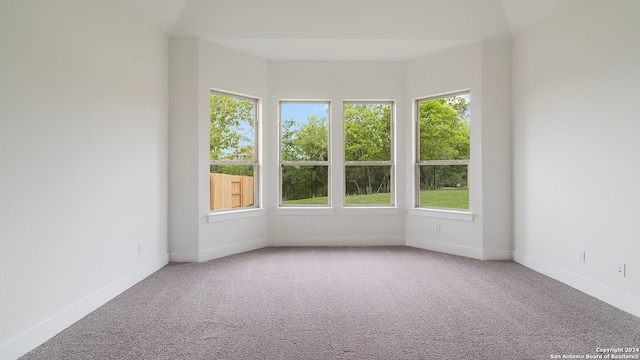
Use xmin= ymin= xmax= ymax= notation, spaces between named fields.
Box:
xmin=405 ymin=40 xmax=512 ymax=260
xmin=169 ymin=39 xmax=269 ymax=262
xmin=169 ymin=39 xmax=511 ymax=258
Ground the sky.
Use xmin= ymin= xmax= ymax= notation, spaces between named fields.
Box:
xmin=281 ymin=102 xmax=329 ymax=127
xmin=280 ymin=97 xmax=468 ymax=125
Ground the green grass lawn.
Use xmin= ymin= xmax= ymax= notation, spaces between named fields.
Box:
xmin=420 ymin=188 xmax=468 ymax=209
xmin=282 ymin=189 xmax=468 ymax=209
xmin=282 ymin=196 xmax=330 ymax=205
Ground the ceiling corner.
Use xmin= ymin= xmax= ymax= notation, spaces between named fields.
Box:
xmin=126 ymin=0 xmax=188 ymax=35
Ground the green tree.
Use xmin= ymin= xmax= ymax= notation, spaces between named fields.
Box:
xmin=281 ymin=114 xmax=329 ymax=201
xmin=281 ymin=165 xmax=328 ymax=201
xmin=209 ymin=93 xmax=255 ymax=161
xmin=419 ymin=98 xmax=469 ymax=161
xmin=282 ymin=116 xmax=328 ymax=162
xmin=344 ymin=104 xmax=390 ymax=162
xmin=344 ymin=104 xmax=391 ymax=197
xmin=419 ymin=96 xmax=470 ymax=191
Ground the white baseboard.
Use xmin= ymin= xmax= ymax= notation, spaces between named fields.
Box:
xmin=0 ymin=254 xmax=169 ymax=360
xmin=482 ymin=249 xmax=513 ymax=260
xmin=270 ymin=236 xmax=405 ymax=247
xmin=198 ymin=238 xmax=268 ymax=262
xmin=169 ymin=251 xmax=200 ymax=262
xmin=513 ymin=251 xmax=640 ymax=319
xmin=406 ymin=237 xmax=512 ymax=261
xmin=406 ymin=237 xmax=484 ymax=259
xmin=170 ymin=239 xmax=268 ymax=263
xmin=171 ymin=237 xmax=403 ymax=262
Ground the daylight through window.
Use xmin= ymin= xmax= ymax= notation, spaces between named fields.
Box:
xmin=209 ymin=91 xmax=259 ymax=212
xmin=280 ymin=101 xmax=330 ymax=206
xmin=344 ymin=102 xmax=394 ymax=206
xmin=416 ymin=92 xmax=470 ymax=210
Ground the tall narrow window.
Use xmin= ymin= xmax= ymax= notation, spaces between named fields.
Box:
xmin=344 ymin=102 xmax=394 ymax=206
xmin=209 ymin=91 xmax=259 ymax=212
xmin=280 ymin=101 xmax=330 ymax=206
xmin=416 ymin=92 xmax=470 ymax=210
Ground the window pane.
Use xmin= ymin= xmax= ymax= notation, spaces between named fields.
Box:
xmin=344 ymin=103 xmax=391 ymax=162
xmin=281 ymin=165 xmax=329 ymax=205
xmin=418 ymin=95 xmax=469 ymax=161
xmin=345 ymin=166 xmax=391 ymax=205
xmin=281 ymin=103 xmax=329 ymax=162
xmin=210 ymin=93 xmax=255 ymax=161
xmin=417 ymin=93 xmax=470 ymax=210
xmin=209 ymin=165 xmax=256 ymax=211
xmin=418 ymin=165 xmax=469 ymax=210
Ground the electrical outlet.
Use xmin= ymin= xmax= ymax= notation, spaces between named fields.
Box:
xmin=435 ymin=224 xmax=441 ymax=232
xmin=576 ymin=249 xmax=585 ymax=263
xmin=308 ymin=220 xmax=314 ymax=228
xmin=138 ymin=244 xmax=142 ymax=255
xmin=616 ymin=263 xmax=626 ymax=277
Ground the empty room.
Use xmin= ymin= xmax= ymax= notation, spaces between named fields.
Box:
xmin=1 ymin=0 xmax=638 ymax=359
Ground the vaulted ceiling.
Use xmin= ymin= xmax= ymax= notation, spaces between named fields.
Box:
xmin=128 ymin=0 xmax=574 ymax=61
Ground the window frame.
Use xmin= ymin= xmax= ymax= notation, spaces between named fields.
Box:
xmin=278 ymin=100 xmax=332 ymax=208
xmin=414 ymin=91 xmax=471 ymax=212
xmin=208 ymin=89 xmax=260 ymax=213
xmin=343 ymin=100 xmax=395 ymax=207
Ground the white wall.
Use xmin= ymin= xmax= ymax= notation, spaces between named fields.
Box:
xmin=480 ymin=40 xmax=512 ymax=255
xmin=267 ymin=61 xmax=406 ymax=246
xmin=172 ymin=43 xmax=510 ymax=253
xmin=0 ymin=1 xmax=169 ymax=358
xmin=169 ymin=38 xmax=200 ymax=260
xmin=198 ymin=40 xmax=270 ymax=258
xmin=169 ymin=39 xmax=269 ymax=262
xmin=405 ymin=41 xmax=512 ymax=260
xmin=512 ymin=0 xmax=640 ymax=317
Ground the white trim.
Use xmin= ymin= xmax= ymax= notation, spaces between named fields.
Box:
xmin=198 ymin=238 xmax=268 ymax=263
xmin=207 ymin=208 xmax=265 ymax=222
xmin=169 ymin=251 xmax=200 ymax=262
xmin=170 ymin=238 xmax=268 ymax=263
xmin=0 ymin=254 xmax=169 ymax=360
xmin=406 ymin=237 xmax=510 ymax=260
xmin=414 ymin=90 xmax=472 ymax=210
xmin=343 ymin=99 xmax=397 ymax=104
xmin=340 ymin=206 xmax=399 ymax=215
xmin=343 ymin=101 xmax=396 ymax=209
xmin=208 ymin=90 xmax=261 ymax=211
xmin=271 ymin=236 xmax=404 ymax=247
xmin=482 ymin=249 xmax=513 ymax=260
xmin=210 ymin=88 xmax=259 ymax=102
xmin=418 ymin=159 xmax=470 ymax=165
xmin=344 ymin=161 xmax=393 ymax=166
xmin=281 ymin=161 xmax=330 ymax=166
xmin=513 ymin=251 xmax=640 ymax=318
xmin=406 ymin=237 xmax=483 ymax=260
xmin=276 ymin=207 xmax=334 ymax=215
xmin=409 ymin=208 xmax=474 ymax=221
xmin=278 ymin=100 xmax=332 ymax=208
xmin=210 ymin=160 xmax=256 ymax=165
xmin=414 ymin=89 xmax=471 ymax=103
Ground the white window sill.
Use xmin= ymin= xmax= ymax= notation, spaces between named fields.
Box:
xmin=340 ymin=206 xmax=399 ymax=215
xmin=410 ymin=208 xmax=474 ymax=222
xmin=276 ymin=207 xmax=334 ymax=215
xmin=207 ymin=208 xmax=265 ymax=223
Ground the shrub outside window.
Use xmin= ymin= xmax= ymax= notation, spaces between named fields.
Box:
xmin=416 ymin=92 xmax=470 ymax=210
xmin=209 ymin=91 xmax=259 ymax=212
xmin=279 ymin=101 xmax=330 ymax=206
xmin=344 ymin=102 xmax=394 ymax=206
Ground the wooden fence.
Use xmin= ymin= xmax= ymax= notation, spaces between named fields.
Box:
xmin=210 ymin=173 xmax=254 ymax=211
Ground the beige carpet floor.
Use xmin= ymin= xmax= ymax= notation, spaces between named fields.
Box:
xmin=22 ymin=246 xmax=640 ymax=359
